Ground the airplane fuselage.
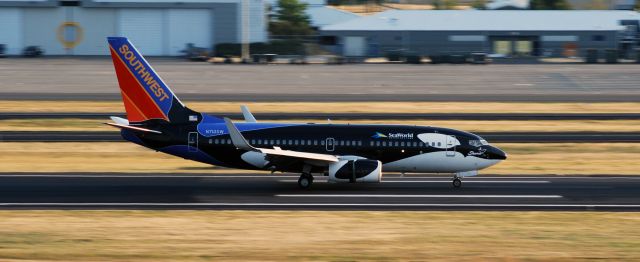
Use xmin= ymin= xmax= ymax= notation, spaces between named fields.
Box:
xmin=125 ymin=119 xmax=507 ymax=175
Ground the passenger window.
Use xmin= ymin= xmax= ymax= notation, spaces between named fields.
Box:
xmin=369 ymin=141 xmax=374 ymax=146
xmin=307 ymin=140 xmax=312 ymax=145
xmin=209 ymin=139 xmax=212 ymax=144
xmin=394 ymin=141 xmax=399 ymax=147
xmin=358 ymin=141 xmax=362 ymax=146
xmin=346 ymin=141 xmax=351 ymax=146
xmin=214 ymin=139 xmax=219 ymax=144
xmin=321 ymin=140 xmax=325 ymax=145
xmin=401 ymin=142 xmax=405 ymax=147
xmin=438 ymin=142 xmax=441 ymax=146
xmin=313 ymin=140 xmax=318 ymax=145
xmin=382 ymin=141 xmax=387 ymax=146
xmin=294 ymin=140 xmax=299 ymax=145
xmin=227 ymin=139 xmax=231 ymax=144
xmin=376 ymin=141 xmax=380 ymax=146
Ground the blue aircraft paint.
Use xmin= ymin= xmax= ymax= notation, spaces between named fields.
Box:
xmin=159 ymin=145 xmax=225 ymax=166
xmin=197 ymin=113 xmax=300 ymax=137
xmin=121 ymin=129 xmax=146 ymax=147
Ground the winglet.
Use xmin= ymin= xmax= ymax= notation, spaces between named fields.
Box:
xmin=241 ymin=105 xmax=257 ymax=123
xmin=224 ymin=117 xmax=255 ymax=151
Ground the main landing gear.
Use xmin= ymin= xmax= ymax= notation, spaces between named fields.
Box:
xmin=452 ymin=178 xmax=462 ymax=188
xmin=298 ymin=173 xmax=314 ymax=189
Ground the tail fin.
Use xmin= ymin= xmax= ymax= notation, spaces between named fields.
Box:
xmin=107 ymin=37 xmax=192 ymax=123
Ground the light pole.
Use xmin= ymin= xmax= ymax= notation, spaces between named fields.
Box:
xmin=241 ymin=0 xmax=251 ymax=62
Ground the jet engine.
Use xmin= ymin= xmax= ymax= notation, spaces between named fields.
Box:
xmin=328 ymin=159 xmax=382 ymax=183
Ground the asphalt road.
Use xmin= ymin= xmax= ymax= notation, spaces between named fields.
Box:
xmin=0 ymin=173 xmax=637 ymax=211
xmin=1 ymin=131 xmax=638 ymax=143
xmin=2 ymin=58 xmax=640 ymax=102
xmin=3 ymin=112 xmax=640 ymax=121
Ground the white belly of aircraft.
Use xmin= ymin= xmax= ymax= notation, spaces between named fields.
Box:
xmin=382 ymin=151 xmax=500 ymax=173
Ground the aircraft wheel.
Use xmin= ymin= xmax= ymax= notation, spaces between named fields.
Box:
xmin=452 ymin=178 xmax=462 ymax=188
xmin=298 ymin=173 xmax=313 ymax=189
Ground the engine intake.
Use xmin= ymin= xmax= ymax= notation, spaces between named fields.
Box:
xmin=328 ymin=159 xmax=382 ymax=183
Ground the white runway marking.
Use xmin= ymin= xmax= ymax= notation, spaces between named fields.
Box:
xmin=278 ymin=180 xmax=550 ymax=183
xmin=382 ymin=180 xmax=550 ymax=183
xmin=276 ymin=194 xmax=563 ymax=198
xmin=0 ymin=175 xmax=299 ymax=178
xmin=0 ymin=203 xmax=637 ymax=208
xmin=0 ymin=174 xmax=635 ymax=180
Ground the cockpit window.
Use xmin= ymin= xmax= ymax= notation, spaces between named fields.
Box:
xmin=469 ymin=139 xmax=489 ymax=147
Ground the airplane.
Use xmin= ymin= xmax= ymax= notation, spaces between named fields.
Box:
xmin=105 ymin=37 xmax=507 ymax=189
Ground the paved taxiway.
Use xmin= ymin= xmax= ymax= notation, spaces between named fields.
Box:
xmin=0 ymin=173 xmax=638 ymax=211
xmin=2 ymin=59 xmax=640 ymax=102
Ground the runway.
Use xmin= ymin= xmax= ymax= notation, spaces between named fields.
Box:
xmin=2 ymin=131 xmax=638 ymax=143
xmin=0 ymin=173 xmax=638 ymax=211
xmin=3 ymin=112 xmax=640 ymax=121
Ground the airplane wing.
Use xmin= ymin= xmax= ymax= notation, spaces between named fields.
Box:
xmin=224 ymin=117 xmax=338 ymax=163
xmin=104 ymin=116 xmax=162 ymax=134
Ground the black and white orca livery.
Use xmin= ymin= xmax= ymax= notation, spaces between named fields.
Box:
xmin=106 ymin=37 xmax=507 ymax=189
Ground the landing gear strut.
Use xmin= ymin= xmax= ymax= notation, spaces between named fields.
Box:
xmin=452 ymin=178 xmax=462 ymax=188
xmin=298 ymin=173 xmax=314 ymax=189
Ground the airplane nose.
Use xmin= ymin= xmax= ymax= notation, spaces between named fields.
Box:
xmin=487 ymin=145 xmax=507 ymax=160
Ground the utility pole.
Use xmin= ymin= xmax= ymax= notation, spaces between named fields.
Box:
xmin=241 ymin=0 xmax=250 ymax=62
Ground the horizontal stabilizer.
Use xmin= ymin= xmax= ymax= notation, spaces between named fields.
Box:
xmin=104 ymin=122 xmax=162 ymax=134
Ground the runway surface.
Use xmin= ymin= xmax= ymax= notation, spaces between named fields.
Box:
xmin=2 ymin=131 xmax=638 ymax=143
xmin=3 ymin=112 xmax=640 ymax=121
xmin=0 ymin=173 xmax=638 ymax=211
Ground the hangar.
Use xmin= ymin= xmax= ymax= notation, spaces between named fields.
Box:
xmin=320 ymin=10 xmax=640 ymax=58
xmin=0 ymin=0 xmax=266 ymax=56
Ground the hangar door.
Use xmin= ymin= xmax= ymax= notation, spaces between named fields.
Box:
xmin=168 ymin=9 xmax=212 ymax=56
xmin=0 ymin=8 xmax=23 ymax=55
xmin=118 ymin=9 xmax=164 ymax=55
xmin=343 ymin=36 xmax=366 ymax=57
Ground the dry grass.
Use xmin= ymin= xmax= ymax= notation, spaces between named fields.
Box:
xmin=2 ymin=101 xmax=640 ymax=114
xmin=4 ymin=118 xmax=640 ymax=132
xmin=1 ymin=142 xmax=639 ymax=175
xmin=486 ymin=143 xmax=640 ymax=175
xmin=0 ymin=211 xmax=638 ymax=261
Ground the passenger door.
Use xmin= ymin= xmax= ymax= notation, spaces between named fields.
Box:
xmin=188 ymin=132 xmax=198 ymax=152
xmin=445 ymin=135 xmax=456 ymax=157
xmin=326 ymin=137 xmax=335 ymax=152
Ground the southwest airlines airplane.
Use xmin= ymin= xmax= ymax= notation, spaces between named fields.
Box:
xmin=106 ymin=37 xmax=506 ymax=189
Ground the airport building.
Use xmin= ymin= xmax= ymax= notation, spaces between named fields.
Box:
xmin=320 ymin=10 xmax=640 ymax=57
xmin=0 ymin=0 xmax=267 ymax=56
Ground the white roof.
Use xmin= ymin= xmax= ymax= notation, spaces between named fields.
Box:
xmin=306 ymin=6 xmax=360 ymax=27
xmin=322 ymin=10 xmax=640 ymax=31
xmin=486 ymin=0 xmax=528 ymax=9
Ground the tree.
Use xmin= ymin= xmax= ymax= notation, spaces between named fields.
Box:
xmin=269 ymin=0 xmax=313 ymax=36
xmin=432 ymin=0 xmax=457 ymax=9
xmin=585 ymin=0 xmax=608 ymax=9
xmin=471 ymin=0 xmax=487 ymax=9
xmin=530 ymin=0 xmax=572 ymax=9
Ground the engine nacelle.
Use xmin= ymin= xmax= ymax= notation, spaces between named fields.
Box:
xmin=328 ymin=159 xmax=382 ymax=183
